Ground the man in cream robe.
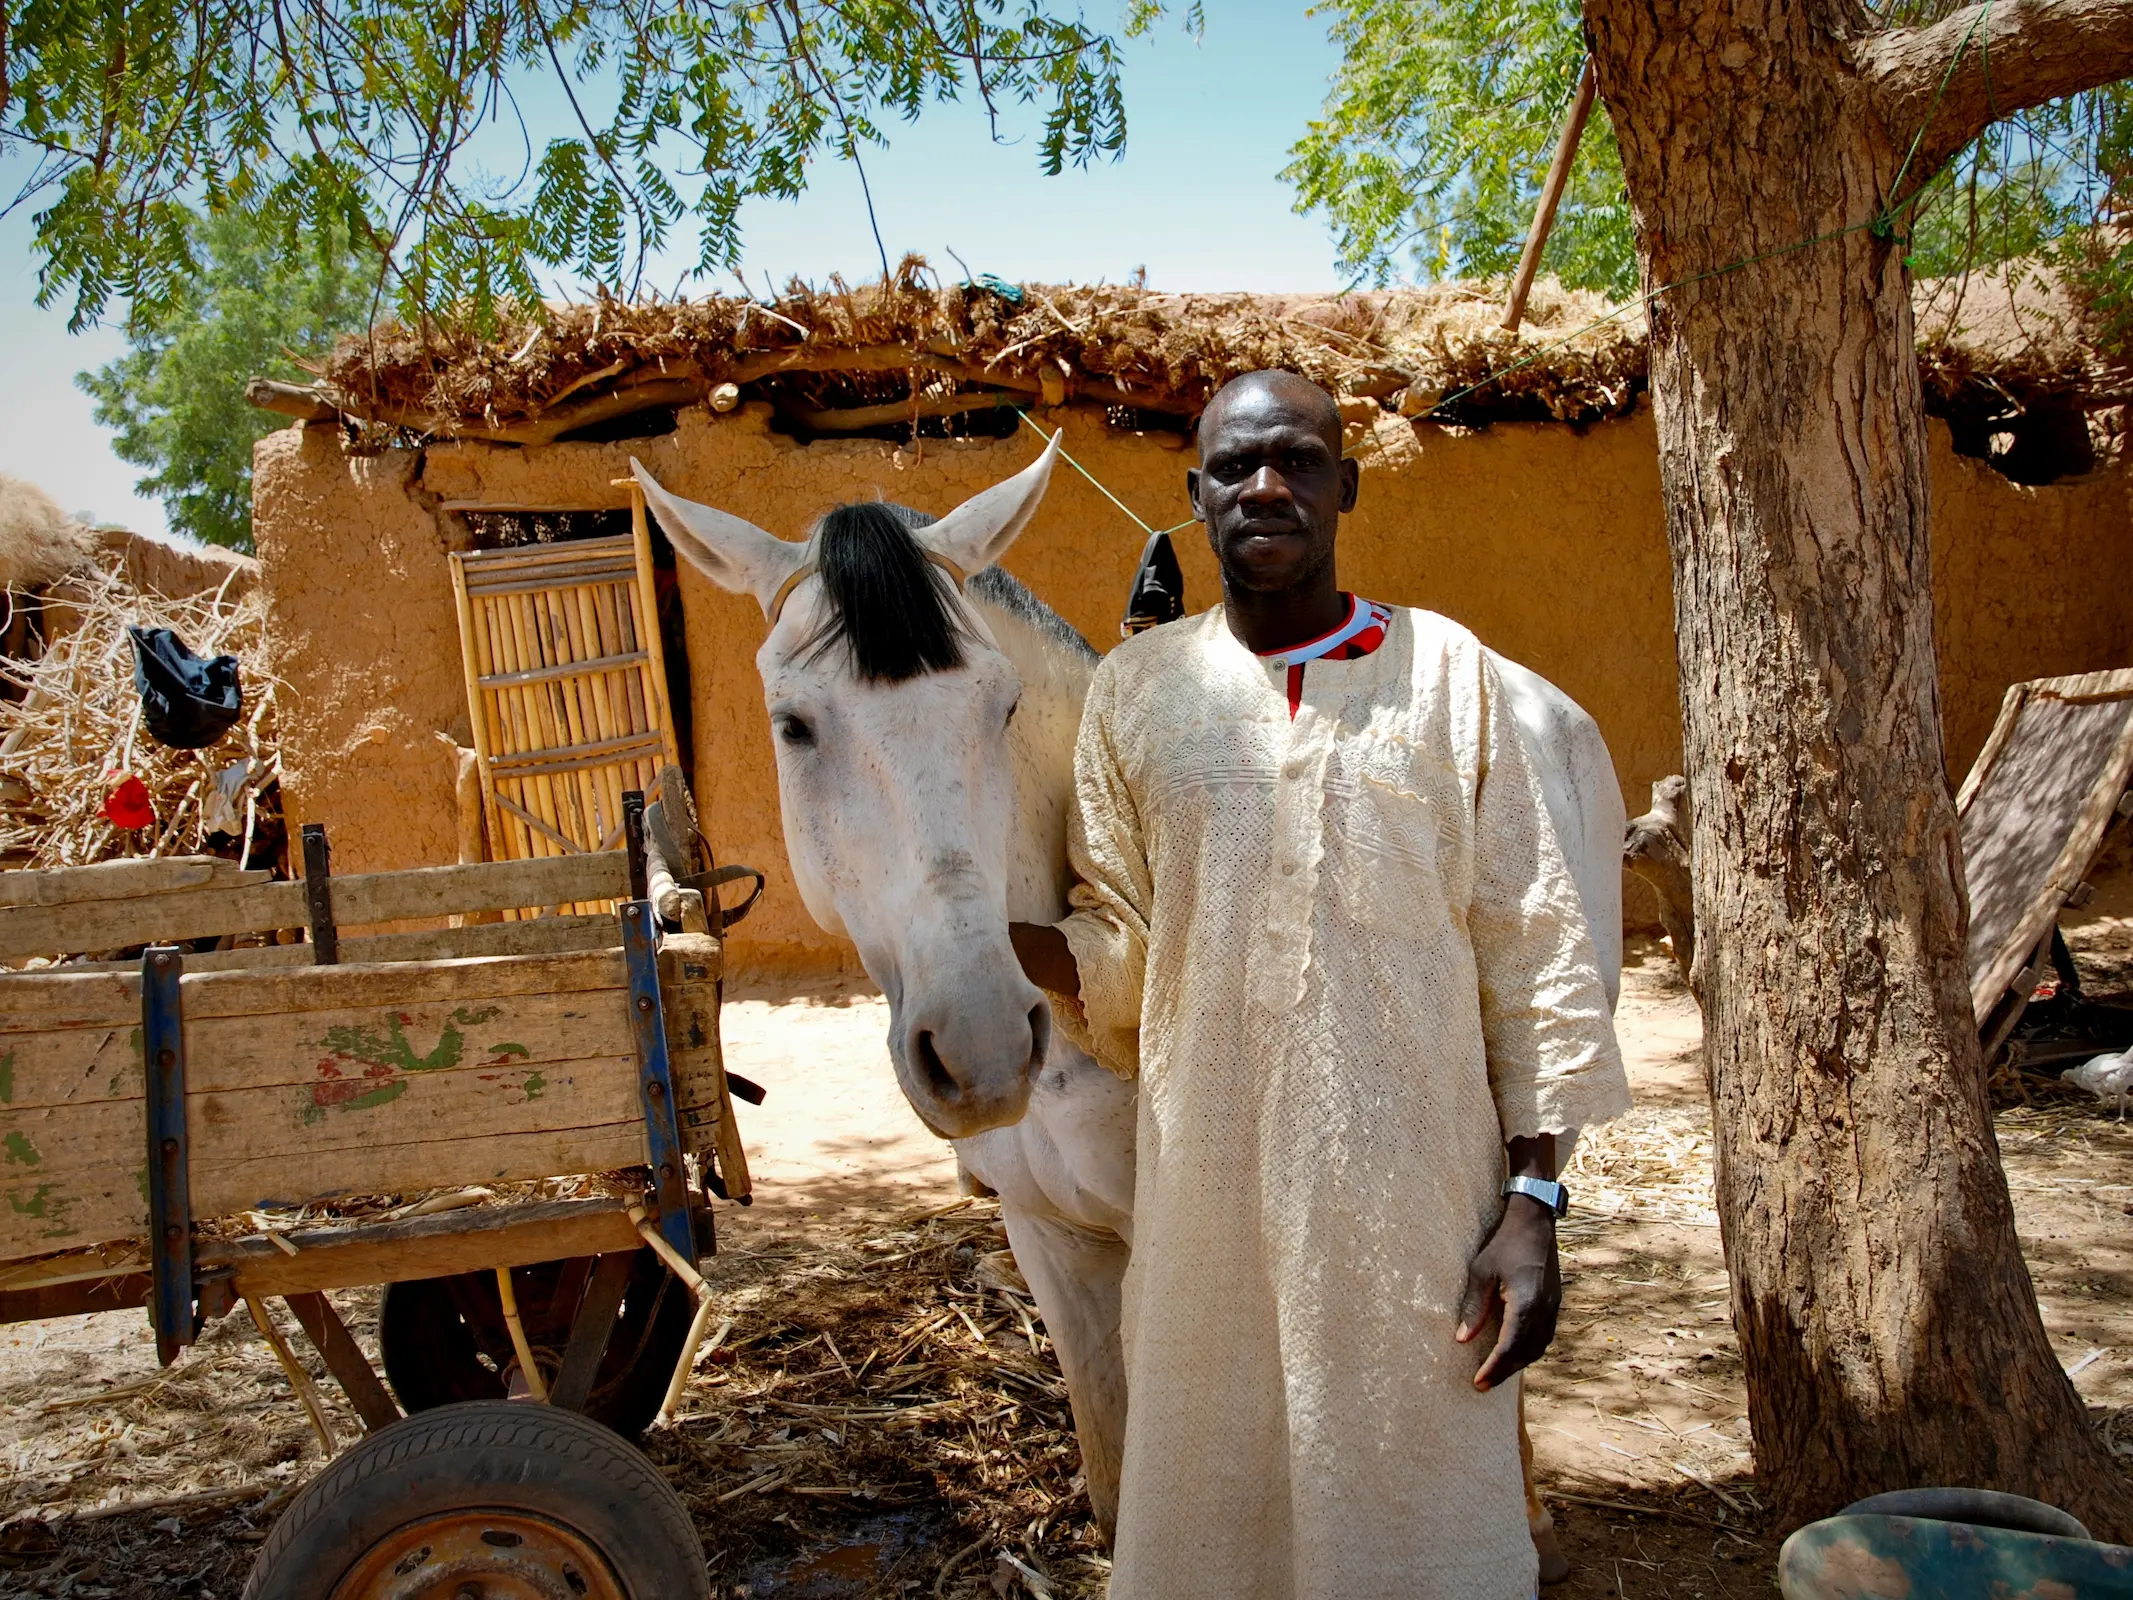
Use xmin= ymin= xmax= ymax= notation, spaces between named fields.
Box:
xmin=1012 ymin=371 xmax=1630 ymax=1600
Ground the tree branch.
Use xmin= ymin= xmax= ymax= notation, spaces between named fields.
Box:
xmin=1857 ymin=0 xmax=2133 ymax=186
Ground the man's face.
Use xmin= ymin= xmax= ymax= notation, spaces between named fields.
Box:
xmin=1188 ymin=381 xmax=1359 ymax=595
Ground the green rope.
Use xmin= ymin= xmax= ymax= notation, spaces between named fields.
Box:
xmin=1885 ymin=0 xmax=1994 ymax=221
xmin=1017 ymin=409 xmax=1197 ymax=538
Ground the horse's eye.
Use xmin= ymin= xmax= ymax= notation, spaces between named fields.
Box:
xmin=1003 ymin=696 xmax=1021 ymax=729
xmin=775 ymin=714 xmax=814 ymax=746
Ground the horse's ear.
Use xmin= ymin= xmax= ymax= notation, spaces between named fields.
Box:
xmin=631 ymin=458 xmax=806 ymax=615
xmin=922 ymin=429 xmax=1060 ymax=574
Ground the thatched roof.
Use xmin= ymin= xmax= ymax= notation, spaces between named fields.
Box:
xmin=248 ymin=256 xmax=2123 ymax=449
xmin=1914 ymin=258 xmax=2122 ymax=409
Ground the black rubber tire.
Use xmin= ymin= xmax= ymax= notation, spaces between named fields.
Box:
xmin=379 ymin=1250 xmax=690 ymax=1438
xmin=239 ymin=1400 xmax=708 ymax=1600
xmin=1839 ymin=1487 xmax=2091 ymax=1541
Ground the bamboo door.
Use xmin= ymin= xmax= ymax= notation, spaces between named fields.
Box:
xmin=449 ymin=497 xmax=681 ymax=913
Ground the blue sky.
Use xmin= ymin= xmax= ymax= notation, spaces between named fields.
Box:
xmin=0 ymin=3 xmax=1348 ymax=539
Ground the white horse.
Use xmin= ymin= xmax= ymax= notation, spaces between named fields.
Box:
xmin=633 ymin=437 xmax=1624 ymax=1539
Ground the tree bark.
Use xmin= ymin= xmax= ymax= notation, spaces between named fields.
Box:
xmin=1582 ymin=0 xmax=2133 ymax=1535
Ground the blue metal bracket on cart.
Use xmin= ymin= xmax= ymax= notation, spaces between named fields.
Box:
xmin=620 ymin=900 xmax=698 ymax=1265
xmin=142 ymin=945 xmax=199 ymax=1366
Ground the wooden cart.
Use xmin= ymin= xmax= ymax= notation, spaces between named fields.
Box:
xmin=0 ymin=787 xmax=758 ymax=1599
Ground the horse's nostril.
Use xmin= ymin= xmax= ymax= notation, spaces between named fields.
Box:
xmin=1026 ymin=1003 xmax=1049 ymax=1073
xmin=915 ymin=1029 xmax=958 ymax=1101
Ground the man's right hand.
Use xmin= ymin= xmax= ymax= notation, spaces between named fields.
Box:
xmin=1010 ymin=922 xmax=1080 ymax=1000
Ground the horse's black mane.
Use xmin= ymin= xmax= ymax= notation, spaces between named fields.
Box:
xmin=801 ymin=500 xmax=1095 ymax=682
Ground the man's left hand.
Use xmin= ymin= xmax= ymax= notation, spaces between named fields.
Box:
xmin=1454 ymin=1197 xmax=1562 ymax=1392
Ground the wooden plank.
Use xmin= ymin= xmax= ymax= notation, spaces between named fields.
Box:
xmin=0 ymin=857 xmax=271 ymax=910
xmin=549 ymin=1249 xmax=637 ymax=1411
xmin=452 ymin=551 xmax=511 ymax=875
xmin=1956 ymin=682 xmax=2029 ymax=817
xmin=285 ymin=1291 xmax=402 ymax=1430
xmin=59 ymin=914 xmax=622 ymax=975
xmin=2 ymin=946 xmax=629 ymax=1035
xmin=0 ymin=945 xmax=676 ymax=1255
xmin=660 ymin=934 xmax=728 ymax=1162
xmin=631 ymin=483 xmax=685 ymax=777
xmin=0 ymin=879 xmax=307 ymax=963
xmin=0 ymin=1272 xmax=150 ymax=1322
xmin=458 ymin=534 xmax=635 ymax=568
xmin=1 ymin=1073 xmax=645 ymax=1258
xmin=0 ymin=855 xmax=627 ymax=961
xmin=482 ymin=651 xmax=649 ymax=690
xmin=1959 ymin=670 xmax=2133 ymax=1021
xmin=327 ymin=854 xmax=628 ymax=927
xmin=207 ymin=1196 xmax=644 ymax=1298
xmin=6 ymin=991 xmax=633 ymax=1111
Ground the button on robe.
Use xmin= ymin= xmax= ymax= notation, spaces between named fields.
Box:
xmin=1053 ymin=605 xmax=1630 ymax=1600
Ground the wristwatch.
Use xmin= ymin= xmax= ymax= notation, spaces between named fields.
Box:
xmin=1503 ymin=1176 xmax=1570 ymax=1218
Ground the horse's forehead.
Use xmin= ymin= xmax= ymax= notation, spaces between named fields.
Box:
xmin=758 ymin=592 xmax=1011 ymax=701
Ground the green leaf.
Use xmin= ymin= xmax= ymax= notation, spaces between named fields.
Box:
xmin=73 ymin=209 xmax=375 ymax=550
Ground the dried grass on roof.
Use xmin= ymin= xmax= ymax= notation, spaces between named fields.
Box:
xmin=1915 ymin=258 xmax=2119 ymax=406
xmin=316 ymin=257 xmax=1650 ymax=432
xmin=313 ymin=253 xmax=2133 ymax=446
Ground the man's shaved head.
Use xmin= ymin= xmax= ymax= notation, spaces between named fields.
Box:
xmin=1186 ymin=368 xmax=1358 ymax=616
xmin=1198 ymin=370 xmax=1342 ymax=458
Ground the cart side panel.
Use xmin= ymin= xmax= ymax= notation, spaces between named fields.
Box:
xmin=0 ymin=949 xmax=659 ymax=1258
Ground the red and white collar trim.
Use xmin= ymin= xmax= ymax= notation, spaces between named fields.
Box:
xmin=1256 ymin=596 xmax=1393 ymax=667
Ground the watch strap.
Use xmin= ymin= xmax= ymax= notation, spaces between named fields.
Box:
xmin=1503 ymin=1175 xmax=1569 ymax=1218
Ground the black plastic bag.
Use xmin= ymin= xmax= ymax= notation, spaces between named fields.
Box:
xmin=1120 ymin=527 xmax=1186 ymax=638
xmin=129 ymin=626 xmax=242 ymax=749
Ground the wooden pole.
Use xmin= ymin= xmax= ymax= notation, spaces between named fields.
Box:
xmin=1501 ymin=58 xmax=1598 ymax=332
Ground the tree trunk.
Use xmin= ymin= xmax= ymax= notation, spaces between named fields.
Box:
xmin=1582 ymin=0 xmax=2133 ymax=1535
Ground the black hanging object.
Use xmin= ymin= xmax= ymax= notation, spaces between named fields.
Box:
xmin=129 ymin=626 xmax=242 ymax=749
xmin=1121 ymin=528 xmax=1186 ymax=638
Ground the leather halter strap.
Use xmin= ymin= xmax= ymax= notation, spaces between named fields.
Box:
xmin=767 ymin=548 xmax=970 ymax=626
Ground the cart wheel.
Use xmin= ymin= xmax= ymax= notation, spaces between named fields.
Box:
xmin=379 ymin=1250 xmax=688 ymax=1437
xmin=240 ymin=1400 xmax=707 ymax=1600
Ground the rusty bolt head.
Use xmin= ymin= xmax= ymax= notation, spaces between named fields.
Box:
xmin=636 ymin=995 xmax=653 ymax=1012
xmin=162 ymin=1137 xmax=178 ymax=1156
xmin=157 ymin=1048 xmax=176 ymax=1069
xmin=646 ymin=1080 xmax=665 ymax=1098
xmin=164 ymin=1224 xmax=183 ymax=1242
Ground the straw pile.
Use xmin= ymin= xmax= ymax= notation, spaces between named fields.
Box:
xmin=1562 ymin=1109 xmax=1721 ymax=1234
xmin=652 ymin=1194 xmax=1108 ymax=1597
xmin=310 ymin=258 xmax=1650 ymax=436
xmin=0 ymin=552 xmax=281 ymax=872
xmin=1 ymin=1195 xmax=1113 ymax=1600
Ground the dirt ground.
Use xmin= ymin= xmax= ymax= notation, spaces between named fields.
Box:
xmin=7 ymin=921 xmax=2133 ymax=1597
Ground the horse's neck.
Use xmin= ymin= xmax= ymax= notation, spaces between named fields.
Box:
xmin=974 ymin=596 xmax=1093 ymax=925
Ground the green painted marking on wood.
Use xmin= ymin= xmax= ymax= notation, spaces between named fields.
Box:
xmin=8 ymin=1184 xmax=53 ymax=1218
xmin=343 ymin=1080 xmax=409 ymax=1111
xmin=487 ymin=1041 xmax=532 ymax=1061
xmin=137 ymin=1167 xmax=150 ymax=1201
xmin=522 ymin=1071 xmax=547 ymax=1101
xmin=321 ymin=1009 xmax=499 ymax=1077
xmin=0 ymin=1049 xmax=13 ymax=1103
xmin=4 ymin=1131 xmax=40 ymax=1167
